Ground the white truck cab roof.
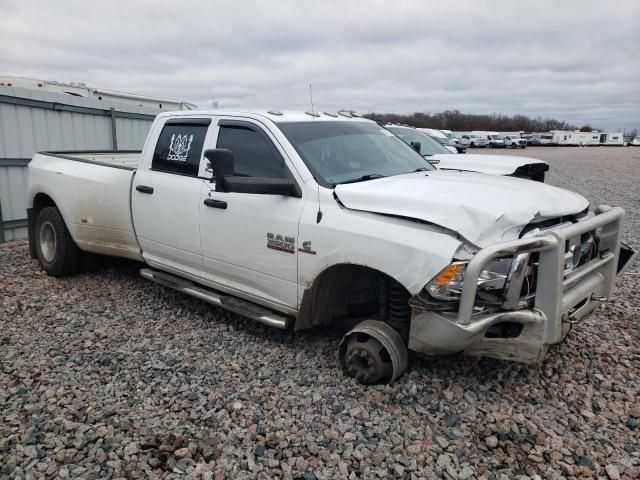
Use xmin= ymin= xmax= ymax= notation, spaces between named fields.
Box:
xmin=156 ymin=109 xmax=373 ymax=124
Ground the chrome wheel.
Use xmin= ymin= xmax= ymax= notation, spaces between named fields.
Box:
xmin=39 ymin=221 xmax=57 ymax=263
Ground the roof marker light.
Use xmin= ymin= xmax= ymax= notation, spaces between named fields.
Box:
xmin=267 ymin=110 xmax=283 ymax=116
xmin=338 ymin=111 xmax=352 ymax=118
xmin=305 ymin=111 xmax=321 ymax=117
xmin=323 ymin=112 xmax=338 ymax=117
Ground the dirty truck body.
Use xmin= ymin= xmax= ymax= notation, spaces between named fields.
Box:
xmin=27 ymin=110 xmax=635 ymax=384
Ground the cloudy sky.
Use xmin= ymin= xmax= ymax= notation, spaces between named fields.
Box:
xmin=1 ymin=0 xmax=638 ymax=129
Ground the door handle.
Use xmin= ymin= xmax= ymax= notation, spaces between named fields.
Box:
xmin=204 ymin=198 xmax=227 ymax=209
xmin=136 ymin=185 xmax=154 ymax=194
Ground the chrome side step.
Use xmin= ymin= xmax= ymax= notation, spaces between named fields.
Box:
xmin=139 ymin=268 xmax=289 ymax=329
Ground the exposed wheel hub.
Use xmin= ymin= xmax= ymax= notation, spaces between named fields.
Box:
xmin=338 ymin=320 xmax=408 ymax=384
xmin=344 ymin=337 xmax=393 ymax=384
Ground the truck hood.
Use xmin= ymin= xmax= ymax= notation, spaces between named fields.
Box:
xmin=334 ymin=170 xmax=588 ymax=247
xmin=429 ymin=153 xmax=547 ymax=176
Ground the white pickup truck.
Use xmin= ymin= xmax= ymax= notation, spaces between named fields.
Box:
xmin=387 ymin=124 xmax=549 ymax=181
xmin=28 ymin=110 xmax=635 ymax=384
xmin=504 ymin=135 xmax=528 ymax=149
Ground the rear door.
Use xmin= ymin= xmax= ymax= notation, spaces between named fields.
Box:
xmin=132 ymin=118 xmax=213 ymax=278
xmin=199 ymin=118 xmax=305 ymax=311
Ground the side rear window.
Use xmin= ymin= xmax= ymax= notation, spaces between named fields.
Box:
xmin=216 ymin=125 xmax=286 ymax=178
xmin=152 ymin=120 xmax=209 ymax=176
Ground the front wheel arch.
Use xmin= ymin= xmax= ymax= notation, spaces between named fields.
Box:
xmin=296 ymin=264 xmax=412 ymax=333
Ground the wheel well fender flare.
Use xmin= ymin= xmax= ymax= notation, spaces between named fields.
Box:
xmin=295 ymin=262 xmax=411 ymax=330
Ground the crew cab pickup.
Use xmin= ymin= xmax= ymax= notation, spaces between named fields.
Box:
xmin=28 ymin=110 xmax=636 ymax=384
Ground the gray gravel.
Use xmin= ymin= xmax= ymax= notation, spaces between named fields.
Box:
xmin=1 ymin=146 xmax=639 ymax=479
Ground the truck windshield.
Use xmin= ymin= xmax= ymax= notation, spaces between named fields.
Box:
xmin=431 ymin=136 xmax=456 ymax=147
xmin=278 ymin=121 xmax=434 ymax=187
xmin=386 ymin=126 xmax=451 ymax=155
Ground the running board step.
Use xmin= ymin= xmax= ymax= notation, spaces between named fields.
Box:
xmin=139 ymin=268 xmax=289 ymax=329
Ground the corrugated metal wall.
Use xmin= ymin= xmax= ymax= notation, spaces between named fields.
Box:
xmin=0 ymin=163 xmax=29 ymax=241
xmin=0 ymin=86 xmax=163 ymax=241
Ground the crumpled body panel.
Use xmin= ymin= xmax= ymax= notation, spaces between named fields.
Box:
xmin=335 ymin=170 xmax=589 ymax=247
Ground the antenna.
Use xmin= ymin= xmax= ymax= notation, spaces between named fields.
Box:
xmin=309 ymin=83 xmax=323 ymax=223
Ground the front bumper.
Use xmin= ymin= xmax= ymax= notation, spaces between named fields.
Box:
xmin=409 ymin=205 xmax=635 ymax=363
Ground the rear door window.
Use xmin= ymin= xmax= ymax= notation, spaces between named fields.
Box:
xmin=152 ymin=119 xmax=211 ymax=176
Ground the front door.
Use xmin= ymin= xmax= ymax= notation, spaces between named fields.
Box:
xmin=132 ymin=118 xmax=211 ymax=278
xmin=199 ymin=119 xmax=304 ymax=310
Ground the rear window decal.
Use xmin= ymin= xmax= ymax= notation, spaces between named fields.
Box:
xmin=168 ymin=134 xmax=194 ymax=162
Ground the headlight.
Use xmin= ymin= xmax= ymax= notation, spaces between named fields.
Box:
xmin=425 ymin=258 xmax=512 ymax=302
xmin=426 ymin=262 xmax=466 ymax=300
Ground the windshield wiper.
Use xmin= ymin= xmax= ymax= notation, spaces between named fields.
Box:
xmin=335 ymin=173 xmax=387 ymax=185
xmin=413 ymin=167 xmax=430 ymax=172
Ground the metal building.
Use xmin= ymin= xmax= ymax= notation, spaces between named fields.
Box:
xmin=0 ymin=85 xmax=186 ymax=241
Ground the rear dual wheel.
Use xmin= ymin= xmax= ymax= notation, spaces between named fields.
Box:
xmin=35 ymin=207 xmax=81 ymax=276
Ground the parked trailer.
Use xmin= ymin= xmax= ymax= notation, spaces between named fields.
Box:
xmin=0 ymin=76 xmax=196 ymax=111
xmin=552 ymin=131 xmax=600 ymax=146
xmin=598 ymin=132 xmax=625 ymax=146
xmin=550 ymin=130 xmax=626 ymax=147
xmin=538 ymin=133 xmax=554 ymax=145
xmin=0 ymin=83 xmax=193 ymax=241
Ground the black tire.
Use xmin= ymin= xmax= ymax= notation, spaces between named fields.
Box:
xmin=470 ymin=142 xmax=476 ymax=147
xmin=35 ymin=206 xmax=81 ymax=276
xmin=79 ymin=251 xmax=104 ymax=273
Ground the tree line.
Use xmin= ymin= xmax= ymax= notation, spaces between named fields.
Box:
xmin=364 ymin=110 xmax=579 ymax=132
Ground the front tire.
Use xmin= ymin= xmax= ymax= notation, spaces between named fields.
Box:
xmin=35 ymin=207 xmax=81 ymax=276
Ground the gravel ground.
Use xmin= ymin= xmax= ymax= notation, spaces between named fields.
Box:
xmin=1 ymin=147 xmax=638 ymax=479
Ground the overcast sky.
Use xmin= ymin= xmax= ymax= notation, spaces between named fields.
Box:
xmin=1 ymin=0 xmax=638 ymax=129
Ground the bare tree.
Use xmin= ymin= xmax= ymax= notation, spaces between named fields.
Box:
xmin=365 ymin=110 xmax=578 ymax=132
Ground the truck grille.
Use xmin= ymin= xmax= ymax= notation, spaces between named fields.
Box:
xmin=505 ymin=229 xmax=599 ymax=309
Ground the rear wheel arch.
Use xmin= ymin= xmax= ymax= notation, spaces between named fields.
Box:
xmin=28 ymin=193 xmax=58 ymax=258
xmin=34 ymin=206 xmax=81 ymax=276
xmin=29 ymin=193 xmax=102 ymax=272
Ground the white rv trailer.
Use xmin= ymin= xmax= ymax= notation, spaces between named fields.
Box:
xmin=0 ymin=76 xmax=197 ymax=110
xmin=538 ymin=133 xmax=554 ymax=145
xmin=551 ymin=131 xmax=600 ymax=146
xmin=550 ymin=130 xmax=626 ymax=146
xmin=598 ymin=132 xmax=625 ymax=146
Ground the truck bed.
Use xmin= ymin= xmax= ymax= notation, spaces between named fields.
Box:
xmin=42 ymin=150 xmax=141 ymax=170
xmin=28 ymin=151 xmax=142 ymax=260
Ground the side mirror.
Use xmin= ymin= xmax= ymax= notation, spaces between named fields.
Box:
xmin=410 ymin=141 xmax=421 ymax=153
xmin=223 ymin=177 xmax=300 ymax=197
xmin=204 ymin=148 xmax=234 ymax=192
xmin=203 ymin=148 xmax=300 ymax=197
